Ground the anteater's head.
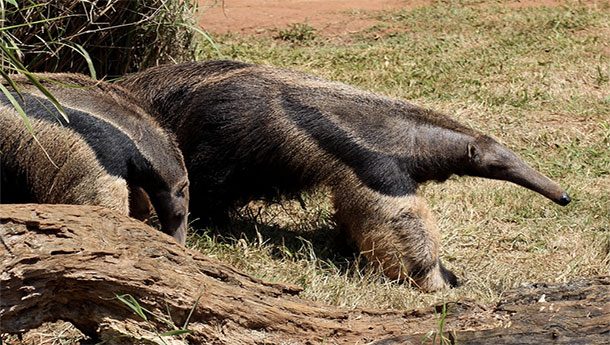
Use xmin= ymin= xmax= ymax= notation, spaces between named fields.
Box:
xmin=147 ymin=174 xmax=190 ymax=244
xmin=131 ymin=127 xmax=190 ymax=244
xmin=465 ymin=135 xmax=571 ymax=206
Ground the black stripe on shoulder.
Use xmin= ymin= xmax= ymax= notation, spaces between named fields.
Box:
xmin=0 ymin=92 xmax=146 ymax=178
xmin=280 ymin=91 xmax=415 ymax=196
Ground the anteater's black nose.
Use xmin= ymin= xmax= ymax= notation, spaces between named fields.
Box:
xmin=557 ymin=192 xmax=571 ymax=206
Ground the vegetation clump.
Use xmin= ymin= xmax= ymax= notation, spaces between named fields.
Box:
xmin=275 ymin=23 xmax=316 ymax=43
xmin=1 ymin=0 xmax=199 ymax=77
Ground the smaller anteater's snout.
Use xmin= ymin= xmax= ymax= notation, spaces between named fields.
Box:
xmin=556 ymin=192 xmax=571 ymax=206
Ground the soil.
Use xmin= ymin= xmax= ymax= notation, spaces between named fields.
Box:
xmin=197 ymin=0 xmax=587 ymax=37
xmin=197 ymin=0 xmax=428 ymax=37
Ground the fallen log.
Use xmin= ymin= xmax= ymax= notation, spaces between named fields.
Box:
xmin=1 ymin=204 xmax=608 ymax=344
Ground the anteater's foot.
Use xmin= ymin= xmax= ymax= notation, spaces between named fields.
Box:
xmin=415 ymin=260 xmax=459 ymax=292
xmin=439 ymin=260 xmax=459 ymax=287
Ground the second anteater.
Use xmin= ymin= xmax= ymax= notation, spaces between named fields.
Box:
xmin=0 ymin=74 xmax=189 ymax=244
xmin=119 ymin=60 xmax=571 ymax=291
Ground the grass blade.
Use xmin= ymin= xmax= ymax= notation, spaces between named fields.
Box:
xmin=160 ymin=329 xmax=192 ymax=337
xmin=53 ymin=42 xmax=97 ymax=80
xmin=182 ymin=290 xmax=204 ymax=330
xmin=179 ymin=22 xmax=219 ymax=54
xmin=3 ymin=0 xmax=18 ymax=8
xmin=0 ymin=16 xmax=68 ymax=32
xmin=0 ymin=40 xmax=69 ymax=122
xmin=116 ymin=294 xmax=148 ymax=321
xmin=0 ymin=82 xmax=30 ymax=131
xmin=20 ymin=72 xmax=69 ymax=122
xmin=0 ymin=81 xmax=59 ymax=168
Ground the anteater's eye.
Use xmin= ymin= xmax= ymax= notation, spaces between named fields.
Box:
xmin=176 ymin=181 xmax=188 ymax=198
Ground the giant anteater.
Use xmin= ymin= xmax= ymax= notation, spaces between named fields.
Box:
xmin=0 ymin=74 xmax=189 ymax=244
xmin=119 ymin=60 xmax=570 ymax=291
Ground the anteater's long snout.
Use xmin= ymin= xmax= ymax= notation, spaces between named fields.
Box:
xmin=502 ymin=154 xmax=571 ymax=206
xmin=556 ymin=192 xmax=571 ymax=206
xmin=480 ymin=141 xmax=572 ymax=206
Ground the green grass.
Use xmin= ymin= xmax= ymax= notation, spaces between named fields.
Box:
xmin=193 ymin=1 xmax=610 ymax=311
xmin=275 ymin=23 xmax=317 ymax=43
xmin=423 ymin=303 xmax=453 ymax=345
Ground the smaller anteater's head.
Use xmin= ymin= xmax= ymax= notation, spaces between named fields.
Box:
xmin=465 ymin=135 xmax=571 ymax=206
xmin=133 ymin=131 xmax=190 ymax=245
xmin=147 ymin=176 xmax=190 ymax=244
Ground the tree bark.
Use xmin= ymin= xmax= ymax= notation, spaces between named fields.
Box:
xmin=1 ymin=204 xmax=608 ymax=344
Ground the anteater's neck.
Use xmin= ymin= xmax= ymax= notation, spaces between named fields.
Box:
xmin=402 ymin=124 xmax=474 ymax=184
xmin=357 ymin=100 xmax=480 ymax=184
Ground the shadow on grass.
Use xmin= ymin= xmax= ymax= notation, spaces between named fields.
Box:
xmin=188 ymin=205 xmax=364 ymax=274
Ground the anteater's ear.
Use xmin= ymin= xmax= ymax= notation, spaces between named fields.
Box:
xmin=467 ymin=142 xmax=479 ymax=163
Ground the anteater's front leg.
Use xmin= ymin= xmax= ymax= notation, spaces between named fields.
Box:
xmin=332 ymin=185 xmax=458 ymax=291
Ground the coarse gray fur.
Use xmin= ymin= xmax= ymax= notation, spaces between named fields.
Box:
xmin=119 ymin=60 xmax=570 ymax=291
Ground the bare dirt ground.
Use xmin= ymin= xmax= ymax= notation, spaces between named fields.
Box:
xmin=198 ymin=0 xmax=428 ymax=36
xmin=197 ymin=0 xmax=587 ymax=37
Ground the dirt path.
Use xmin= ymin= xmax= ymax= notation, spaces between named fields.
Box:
xmin=198 ymin=0 xmax=593 ymax=37
xmin=197 ymin=0 xmax=426 ymax=36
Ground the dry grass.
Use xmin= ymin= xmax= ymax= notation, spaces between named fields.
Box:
xmin=194 ymin=0 xmax=610 ymax=310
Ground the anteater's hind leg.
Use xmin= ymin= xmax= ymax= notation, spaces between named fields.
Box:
xmin=332 ymin=184 xmax=458 ymax=292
